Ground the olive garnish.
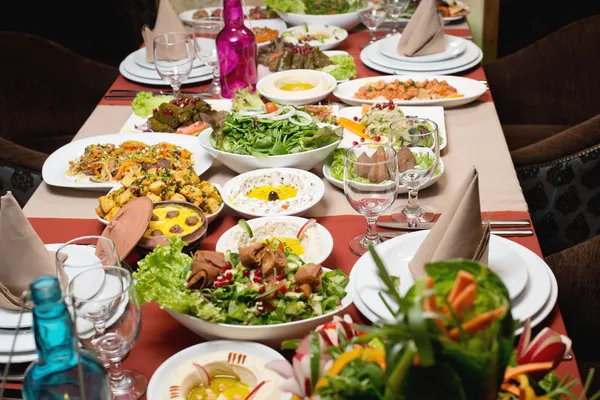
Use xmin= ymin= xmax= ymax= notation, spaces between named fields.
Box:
xmin=268 ymin=191 xmax=279 ymax=201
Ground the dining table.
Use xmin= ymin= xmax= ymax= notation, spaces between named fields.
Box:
xmin=16 ymin=14 xmax=585 ymax=397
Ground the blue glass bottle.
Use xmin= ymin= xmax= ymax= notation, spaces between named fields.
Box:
xmin=23 ymin=276 xmax=110 ymax=400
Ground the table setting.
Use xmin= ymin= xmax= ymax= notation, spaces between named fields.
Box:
xmin=2 ymin=0 xmax=594 ymax=398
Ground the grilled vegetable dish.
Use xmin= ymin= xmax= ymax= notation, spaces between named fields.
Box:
xmin=354 ymin=79 xmax=462 ymax=101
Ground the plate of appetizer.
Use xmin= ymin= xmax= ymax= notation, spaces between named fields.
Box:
xmin=266 ymin=0 xmax=365 ymax=30
xmin=281 ymin=24 xmax=347 ymax=50
xmin=147 ymin=340 xmax=286 ymax=400
xmin=42 ymin=134 xmax=213 ymax=190
xmin=334 ymin=75 xmax=487 ymax=108
xmin=133 ymin=235 xmax=354 ymax=344
xmin=215 ymin=216 xmax=333 ymax=265
xmin=179 ymin=6 xmax=287 ymax=29
xmin=223 ymin=168 xmax=325 ymax=218
xmin=378 ymin=34 xmax=467 ymax=63
xmin=395 ymin=0 xmax=470 ymax=22
xmin=257 ymin=69 xmax=337 ymax=106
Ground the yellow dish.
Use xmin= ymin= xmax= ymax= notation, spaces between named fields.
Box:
xmin=143 ymin=204 xmax=202 ymax=239
xmin=246 ymin=185 xmax=298 ymax=202
xmin=186 ymin=375 xmax=250 ymax=400
xmin=280 ymin=83 xmax=315 ymax=91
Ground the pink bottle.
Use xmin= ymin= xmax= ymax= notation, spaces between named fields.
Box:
xmin=216 ymin=0 xmax=258 ymax=98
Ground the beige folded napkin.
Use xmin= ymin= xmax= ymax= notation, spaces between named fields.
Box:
xmin=142 ymin=0 xmax=186 ymax=63
xmin=0 ymin=192 xmax=66 ymax=310
xmin=408 ymin=166 xmax=491 ymax=278
xmin=397 ymin=0 xmax=447 ymax=57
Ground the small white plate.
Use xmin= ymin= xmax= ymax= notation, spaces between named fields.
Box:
xmin=120 ymin=53 xmax=212 ymax=86
xmin=334 ymin=75 xmax=487 ymax=108
xmin=147 ymin=340 xmax=286 ymax=400
xmin=281 ymin=24 xmax=348 ymax=50
xmin=378 ymin=34 xmax=467 ymax=63
xmin=215 ymin=215 xmax=334 ymax=265
xmin=42 ymin=133 xmax=214 ymax=191
xmin=124 ymin=54 xmax=211 ymax=80
xmin=131 ymin=47 xmax=203 ymax=71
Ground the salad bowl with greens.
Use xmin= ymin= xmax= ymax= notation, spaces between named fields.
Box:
xmin=265 ymin=0 xmax=368 ymax=30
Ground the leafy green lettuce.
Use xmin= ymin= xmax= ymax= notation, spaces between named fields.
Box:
xmin=264 ymin=0 xmax=305 ymax=13
xmin=131 ymin=91 xmax=173 ymax=117
xmin=320 ymin=55 xmax=357 ymax=81
xmin=231 ymin=87 xmax=265 ymax=113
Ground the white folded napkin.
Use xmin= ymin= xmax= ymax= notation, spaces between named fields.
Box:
xmin=142 ymin=0 xmax=187 ymax=63
xmin=397 ymin=0 xmax=447 ymax=57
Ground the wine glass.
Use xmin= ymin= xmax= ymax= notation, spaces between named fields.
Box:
xmin=344 ymin=144 xmax=398 ymax=255
xmin=191 ymin=17 xmax=223 ymax=97
xmin=358 ymin=4 xmax=387 ymax=49
xmin=388 ymin=118 xmax=440 ymax=224
xmin=386 ymin=0 xmax=410 ymax=37
xmin=153 ymin=32 xmax=194 ymax=98
xmin=68 ymin=266 xmax=146 ymax=400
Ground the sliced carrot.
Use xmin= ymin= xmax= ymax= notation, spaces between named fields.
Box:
xmin=423 ymin=277 xmax=448 ymax=335
xmin=450 ymin=282 xmax=477 ymax=319
xmin=361 ymin=104 xmax=372 ymax=115
xmin=268 ymin=52 xmax=284 ymax=62
xmin=448 ymin=306 xmax=506 ymax=340
xmin=500 ymin=383 xmax=521 ymax=397
xmin=504 ymin=362 xmax=554 ymax=382
xmin=337 ymin=117 xmax=371 ymax=141
xmin=447 ymin=270 xmax=475 ymax=305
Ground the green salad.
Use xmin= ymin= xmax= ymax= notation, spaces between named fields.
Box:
xmin=265 ymin=0 xmax=365 ymax=14
xmin=133 ymin=236 xmax=350 ymax=325
xmin=320 ymin=55 xmax=357 ymax=81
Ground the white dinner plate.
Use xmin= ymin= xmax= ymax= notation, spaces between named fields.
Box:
xmin=0 ymin=350 xmax=37 ymax=364
xmin=124 ymin=54 xmax=211 ymax=80
xmin=352 ymin=231 xmax=550 ymax=326
xmin=379 ymin=34 xmax=467 ymax=63
xmin=120 ymin=54 xmax=212 ymax=86
xmin=147 ymin=340 xmax=287 ymax=400
xmin=334 ymin=75 xmax=487 ymax=108
xmin=42 ymin=133 xmax=214 ymax=191
xmin=132 ymin=48 xmax=203 ymax=71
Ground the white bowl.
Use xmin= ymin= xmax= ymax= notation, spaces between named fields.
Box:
xmin=281 ymin=24 xmax=348 ymax=50
xmin=257 ymin=69 xmax=337 ymax=106
xmin=275 ymin=10 xmax=362 ymax=31
xmin=198 ymin=129 xmax=341 ymax=174
xmin=166 ymin=269 xmax=354 ymax=345
xmin=215 ymin=216 xmax=333 ymax=265
xmin=222 ymin=168 xmax=324 ymax=218
xmin=96 ymin=183 xmax=225 ymax=226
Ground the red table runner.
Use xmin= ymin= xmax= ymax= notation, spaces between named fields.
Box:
xmin=27 ymin=212 xmax=582 ymax=395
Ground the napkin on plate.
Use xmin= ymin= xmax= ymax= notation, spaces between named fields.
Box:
xmin=397 ymin=0 xmax=447 ymax=57
xmin=0 ymin=192 xmax=67 ymax=310
xmin=408 ymin=166 xmax=491 ymax=278
xmin=142 ymin=0 xmax=187 ymax=63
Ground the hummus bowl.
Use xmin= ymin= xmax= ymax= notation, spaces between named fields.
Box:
xmin=215 ymin=216 xmax=334 ymax=265
xmin=222 ymin=168 xmax=325 ymax=218
xmin=257 ymin=69 xmax=337 ymax=106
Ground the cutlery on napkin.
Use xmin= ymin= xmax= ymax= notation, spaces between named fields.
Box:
xmin=0 ymin=192 xmax=67 ymax=310
xmin=141 ymin=0 xmax=186 ymax=63
xmin=408 ymin=166 xmax=491 ymax=278
xmin=397 ymin=0 xmax=447 ymax=57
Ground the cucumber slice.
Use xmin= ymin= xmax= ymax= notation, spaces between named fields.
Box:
xmin=303 ymin=23 xmax=309 ymax=32
xmin=238 ymin=219 xmax=253 ymax=238
xmin=282 ymin=31 xmax=293 ymax=38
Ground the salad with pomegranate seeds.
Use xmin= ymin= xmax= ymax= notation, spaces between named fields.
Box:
xmin=133 ymin=236 xmax=349 ymax=325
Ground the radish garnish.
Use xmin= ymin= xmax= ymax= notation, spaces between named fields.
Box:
xmin=245 ymin=380 xmax=267 ymax=400
xmin=192 ymin=363 xmax=210 ymax=386
xmin=297 ymin=218 xmax=317 ymax=239
xmin=280 ymin=377 xmax=303 ymax=397
xmin=265 ymin=359 xmax=295 ymax=379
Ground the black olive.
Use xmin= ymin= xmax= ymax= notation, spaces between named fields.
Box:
xmin=150 ymin=229 xmax=164 ymax=236
xmin=166 ymin=210 xmax=180 ymax=219
xmin=185 ymin=216 xmax=199 ymax=226
xmin=268 ymin=191 xmax=279 ymax=201
xmin=151 ymin=213 xmax=159 ymax=221
xmin=169 ymin=225 xmax=183 ymax=234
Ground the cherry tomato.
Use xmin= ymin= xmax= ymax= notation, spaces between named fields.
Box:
xmin=265 ymin=102 xmax=278 ymax=113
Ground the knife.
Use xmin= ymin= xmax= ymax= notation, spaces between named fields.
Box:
xmin=377 ymin=219 xmax=531 ymax=230
xmin=379 ymin=229 xmax=534 ymax=238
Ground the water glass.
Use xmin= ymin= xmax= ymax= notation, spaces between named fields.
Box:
xmin=153 ymin=32 xmax=194 ymax=98
xmin=68 ymin=266 xmax=146 ymax=400
xmin=358 ymin=4 xmax=387 ymax=49
xmin=386 ymin=0 xmax=410 ymax=36
xmin=344 ymin=144 xmax=398 ymax=255
xmin=191 ymin=17 xmax=223 ymax=97
xmin=388 ymin=118 xmax=440 ymax=224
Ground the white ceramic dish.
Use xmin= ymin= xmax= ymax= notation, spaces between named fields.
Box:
xmin=378 ymin=34 xmax=467 ymax=63
xmin=43 ymin=133 xmax=213 ymax=191
xmin=334 ymin=75 xmax=487 ymax=108
xmin=257 ymin=69 xmax=337 ymax=106
xmin=323 ymin=147 xmax=445 ymax=194
xmin=131 ymin=47 xmax=204 ymax=71
xmin=275 ymin=9 xmax=362 ymax=31
xmin=215 ymin=216 xmax=334 ymax=265
xmin=166 ymin=267 xmax=354 ymax=345
xmin=281 ymin=24 xmax=348 ymax=50
xmin=223 ymin=168 xmax=325 ymax=218
xmin=198 ymin=128 xmax=341 ymax=174
xmin=126 ymin=47 xmax=212 ymax=78
xmin=96 ymin=183 xmax=225 ymax=226
xmin=179 ymin=6 xmax=287 ymax=30
xmin=120 ymin=53 xmax=212 ymax=86
xmin=147 ymin=340 xmax=287 ymax=400
xmin=352 ymin=230 xmax=550 ymax=326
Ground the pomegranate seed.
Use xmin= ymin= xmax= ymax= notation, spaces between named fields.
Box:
xmin=143 ymin=129 xmax=152 ymax=132
xmin=153 ymin=108 xmax=158 ymax=113
xmin=353 ymin=116 xmax=358 ymax=121
xmin=294 ymin=286 xmax=301 ymax=293
xmin=276 ymin=274 xmax=285 ymax=281
xmin=389 ymin=104 xmax=395 ymax=110
xmin=216 ymin=275 xmax=224 ymax=281
xmin=225 ymin=261 xmax=232 ymax=269
xmin=279 ymin=285 xmax=288 ymax=293
xmin=360 ymin=137 xmax=365 ymax=142
xmin=214 ymin=279 xmax=230 ymax=287
xmin=163 ymin=108 xmax=173 ymax=115
xmin=225 ymin=272 xmax=233 ymax=281
xmin=183 ymin=98 xmax=191 ymax=105
xmin=255 ymin=270 xmax=262 ymax=277
xmin=257 ymin=305 xmax=265 ymax=312
xmin=243 ymin=269 xmax=250 ymax=277
xmin=253 ymin=276 xmax=263 ymax=283
xmin=170 ymin=99 xmax=179 ymax=105
xmin=220 ymin=267 xmax=228 ymax=274
xmin=258 ymin=285 xmax=266 ymax=293
xmin=352 ymin=141 xmax=358 ymax=146
xmin=374 ymin=136 xmax=381 ymax=142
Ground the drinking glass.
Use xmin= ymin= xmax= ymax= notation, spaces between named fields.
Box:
xmin=344 ymin=144 xmax=398 ymax=255
xmin=153 ymin=32 xmax=194 ymax=98
xmin=191 ymin=17 xmax=223 ymax=97
xmin=358 ymin=4 xmax=387 ymax=49
xmin=386 ymin=0 xmax=410 ymax=37
xmin=388 ymin=118 xmax=440 ymax=224
xmin=68 ymin=266 xmax=145 ymax=400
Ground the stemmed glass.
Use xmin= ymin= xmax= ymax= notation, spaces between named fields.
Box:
xmin=388 ymin=118 xmax=440 ymax=224
xmin=191 ymin=17 xmax=223 ymax=97
xmin=68 ymin=266 xmax=145 ymax=400
xmin=344 ymin=144 xmax=398 ymax=255
xmin=153 ymin=32 xmax=194 ymax=98
xmin=358 ymin=3 xmax=387 ymax=49
xmin=386 ymin=0 xmax=410 ymax=37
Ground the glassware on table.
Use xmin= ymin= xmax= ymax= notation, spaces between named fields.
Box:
xmin=358 ymin=4 xmax=387 ymax=49
xmin=68 ymin=266 xmax=145 ymax=400
xmin=153 ymin=32 xmax=194 ymax=98
xmin=388 ymin=118 xmax=440 ymax=224
xmin=386 ymin=0 xmax=410 ymax=37
xmin=191 ymin=17 xmax=223 ymax=98
xmin=344 ymin=144 xmax=398 ymax=255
